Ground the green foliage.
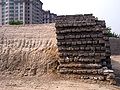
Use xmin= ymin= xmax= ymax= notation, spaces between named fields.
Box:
xmin=9 ymin=20 xmax=23 ymax=25
xmin=107 ymin=27 xmax=119 ymax=38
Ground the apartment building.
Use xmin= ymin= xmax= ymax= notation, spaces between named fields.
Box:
xmin=43 ymin=10 xmax=57 ymax=23
xmin=25 ymin=0 xmax=43 ymax=24
xmin=0 ymin=0 xmax=43 ymax=25
xmin=0 ymin=0 xmax=2 ymax=25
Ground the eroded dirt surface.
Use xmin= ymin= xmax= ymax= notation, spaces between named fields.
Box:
xmin=0 ymin=55 xmax=120 ymax=90
xmin=0 ymin=73 xmax=120 ymax=90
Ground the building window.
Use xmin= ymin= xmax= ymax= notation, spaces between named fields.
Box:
xmin=15 ymin=10 xmax=18 ymax=13
xmin=15 ymin=14 xmax=18 ymax=16
xmin=10 ymin=7 xmax=14 ymax=9
xmin=2 ymin=8 xmax=4 ymax=10
xmin=6 ymin=18 xmax=8 ymax=20
xmin=6 ymin=7 xmax=8 ymax=9
xmin=10 ymin=10 xmax=14 ymax=13
xmin=10 ymin=3 xmax=14 ymax=5
xmin=10 ymin=18 xmax=14 ymax=20
xmin=15 ymin=6 xmax=18 ymax=9
xmin=20 ymin=10 xmax=23 ymax=12
xmin=6 ymin=14 xmax=8 ymax=17
xmin=5 ymin=11 xmax=8 ymax=13
xmin=10 ymin=14 xmax=14 ymax=16
xmin=15 ymin=18 xmax=18 ymax=20
xmin=20 ymin=6 xmax=23 ymax=8
xmin=20 ymin=13 xmax=23 ymax=16
xmin=20 ymin=17 xmax=23 ymax=20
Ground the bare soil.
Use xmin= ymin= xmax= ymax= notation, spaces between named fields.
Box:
xmin=0 ymin=55 xmax=119 ymax=90
xmin=0 ymin=24 xmax=120 ymax=90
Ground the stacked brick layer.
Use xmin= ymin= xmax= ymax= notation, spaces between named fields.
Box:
xmin=55 ymin=14 xmax=115 ymax=83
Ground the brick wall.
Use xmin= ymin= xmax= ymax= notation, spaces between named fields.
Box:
xmin=110 ymin=38 xmax=120 ymax=55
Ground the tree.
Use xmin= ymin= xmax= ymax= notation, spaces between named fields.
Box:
xmin=9 ymin=20 xmax=23 ymax=25
xmin=107 ymin=27 xmax=119 ymax=38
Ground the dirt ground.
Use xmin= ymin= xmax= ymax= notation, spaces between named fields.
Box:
xmin=0 ymin=24 xmax=120 ymax=90
xmin=0 ymin=56 xmax=120 ymax=90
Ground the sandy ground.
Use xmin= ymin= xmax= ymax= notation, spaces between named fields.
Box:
xmin=0 ymin=55 xmax=120 ymax=90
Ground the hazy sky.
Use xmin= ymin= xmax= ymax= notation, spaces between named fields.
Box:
xmin=41 ymin=0 xmax=120 ymax=34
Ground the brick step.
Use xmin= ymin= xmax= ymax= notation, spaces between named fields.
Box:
xmin=59 ymin=52 xmax=107 ymax=57
xmin=59 ymin=58 xmax=102 ymax=64
xmin=58 ymin=49 xmax=110 ymax=52
xmin=59 ymin=58 xmax=112 ymax=69
xmin=57 ymin=42 xmax=110 ymax=47
xmin=57 ymin=41 xmax=110 ymax=47
xmin=56 ymin=32 xmax=109 ymax=37
xmin=58 ymin=46 xmax=106 ymax=51
xmin=58 ymin=68 xmax=114 ymax=75
xmin=56 ymin=28 xmax=106 ymax=34
xmin=58 ymin=63 xmax=102 ymax=69
xmin=58 ymin=52 xmax=111 ymax=56
xmin=58 ymin=50 xmax=110 ymax=54
xmin=58 ymin=68 xmax=104 ymax=75
xmin=59 ymin=52 xmax=111 ymax=57
xmin=55 ymin=22 xmax=97 ymax=27
xmin=56 ymin=31 xmax=109 ymax=37
xmin=57 ymin=34 xmax=104 ymax=39
xmin=59 ymin=74 xmax=106 ymax=81
xmin=57 ymin=40 xmax=105 ymax=45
